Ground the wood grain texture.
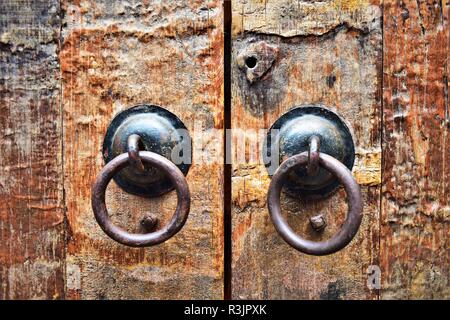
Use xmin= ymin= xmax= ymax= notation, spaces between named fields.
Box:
xmin=0 ymin=0 xmax=65 ymax=299
xmin=60 ymin=0 xmax=224 ymax=299
xmin=231 ymin=0 xmax=382 ymax=299
xmin=381 ymin=0 xmax=449 ymax=299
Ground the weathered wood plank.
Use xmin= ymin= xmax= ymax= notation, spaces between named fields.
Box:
xmin=231 ymin=0 xmax=382 ymax=299
xmin=381 ymin=0 xmax=449 ymax=299
xmin=60 ymin=0 xmax=224 ymax=299
xmin=0 ymin=0 xmax=65 ymax=299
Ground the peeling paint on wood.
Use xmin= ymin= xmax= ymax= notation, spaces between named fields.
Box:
xmin=381 ymin=0 xmax=449 ymax=299
xmin=231 ymin=0 xmax=382 ymax=299
xmin=0 ymin=0 xmax=65 ymax=299
xmin=60 ymin=0 xmax=224 ymax=299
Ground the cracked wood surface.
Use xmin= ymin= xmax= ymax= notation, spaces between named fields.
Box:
xmin=231 ymin=0 xmax=448 ymax=300
xmin=60 ymin=0 xmax=224 ymax=299
xmin=1 ymin=0 xmax=224 ymax=300
xmin=0 ymin=0 xmax=448 ymax=300
xmin=231 ymin=0 xmax=382 ymax=299
xmin=0 ymin=0 xmax=65 ymax=299
xmin=381 ymin=0 xmax=449 ymax=299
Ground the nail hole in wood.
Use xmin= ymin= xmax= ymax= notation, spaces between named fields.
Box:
xmin=245 ymin=56 xmax=257 ymax=69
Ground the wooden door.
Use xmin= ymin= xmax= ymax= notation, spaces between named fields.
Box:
xmin=1 ymin=0 xmax=224 ymax=299
xmin=231 ymin=0 xmax=448 ymax=300
xmin=0 ymin=0 xmax=448 ymax=301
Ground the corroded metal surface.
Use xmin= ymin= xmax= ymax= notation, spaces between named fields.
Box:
xmin=309 ymin=214 xmax=327 ymax=232
xmin=102 ymin=105 xmax=191 ymax=197
xmin=268 ymin=152 xmax=363 ymax=256
xmin=307 ymin=136 xmax=321 ymax=177
xmin=127 ymin=134 xmax=146 ymax=173
xmin=264 ymin=105 xmax=356 ymax=198
xmin=92 ymin=151 xmax=190 ymax=247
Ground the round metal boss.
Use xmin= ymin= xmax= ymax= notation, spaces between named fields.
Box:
xmin=264 ymin=105 xmax=355 ymax=198
xmin=103 ymin=104 xmax=191 ymax=197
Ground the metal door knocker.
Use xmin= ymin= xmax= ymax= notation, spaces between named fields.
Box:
xmin=265 ymin=105 xmax=363 ymax=255
xmin=92 ymin=104 xmax=191 ymax=247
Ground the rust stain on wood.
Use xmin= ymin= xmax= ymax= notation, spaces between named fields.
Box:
xmin=60 ymin=0 xmax=224 ymax=299
xmin=381 ymin=0 xmax=449 ymax=299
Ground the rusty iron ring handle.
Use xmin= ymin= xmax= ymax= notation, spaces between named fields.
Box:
xmin=267 ymin=152 xmax=363 ymax=256
xmin=91 ymin=151 xmax=190 ymax=247
xmin=127 ymin=134 xmax=146 ymax=172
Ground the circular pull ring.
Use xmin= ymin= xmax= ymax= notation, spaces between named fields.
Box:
xmin=92 ymin=151 xmax=190 ymax=247
xmin=267 ymin=152 xmax=363 ymax=256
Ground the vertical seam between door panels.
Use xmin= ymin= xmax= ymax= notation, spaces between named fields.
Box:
xmin=58 ymin=0 xmax=68 ymax=300
xmin=223 ymin=0 xmax=232 ymax=300
xmin=379 ymin=0 xmax=384 ymax=301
